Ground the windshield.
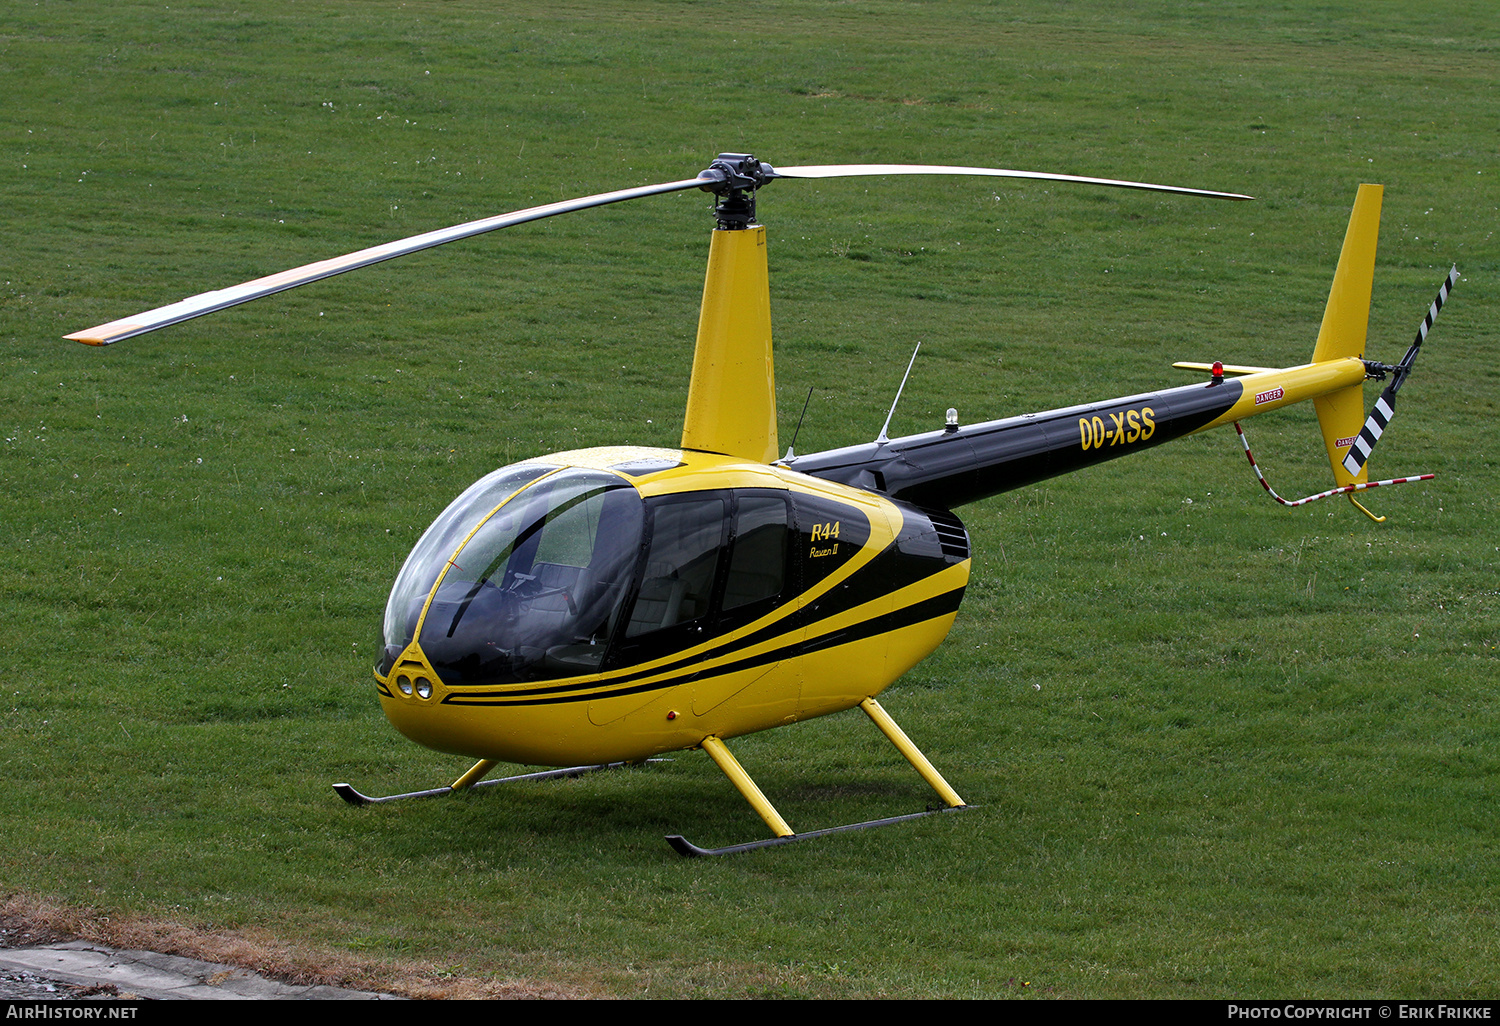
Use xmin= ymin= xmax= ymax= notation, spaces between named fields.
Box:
xmin=384 ymin=467 xmax=644 ymax=686
xmin=382 ymin=463 xmax=555 ymax=664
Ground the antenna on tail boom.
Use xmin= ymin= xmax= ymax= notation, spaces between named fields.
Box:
xmin=876 ymin=343 xmax=922 ymax=445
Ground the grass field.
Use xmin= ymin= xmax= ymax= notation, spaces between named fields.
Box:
xmin=3 ymin=0 xmax=1497 ymax=999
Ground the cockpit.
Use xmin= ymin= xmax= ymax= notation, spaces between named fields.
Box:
xmin=378 ymin=451 xmax=965 ymax=694
xmin=381 ymin=465 xmax=646 ymax=686
xmin=379 ymin=454 xmax=830 ymax=689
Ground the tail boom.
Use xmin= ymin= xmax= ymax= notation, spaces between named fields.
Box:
xmin=787 ymin=355 xmax=1364 ymax=511
xmin=1194 ymin=358 xmax=1368 ymax=435
xmin=791 ymin=184 xmax=1441 ymax=521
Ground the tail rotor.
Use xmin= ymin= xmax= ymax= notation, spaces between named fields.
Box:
xmin=1231 ymin=262 xmax=1457 ymax=523
xmin=1341 ymin=265 xmax=1459 ymax=477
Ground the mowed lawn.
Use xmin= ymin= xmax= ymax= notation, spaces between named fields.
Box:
xmin=2 ymin=0 xmax=1496 ymax=999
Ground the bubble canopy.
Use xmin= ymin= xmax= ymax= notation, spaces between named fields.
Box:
xmin=381 ymin=465 xmax=646 ymax=687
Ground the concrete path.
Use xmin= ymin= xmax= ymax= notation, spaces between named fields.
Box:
xmin=0 ymin=941 xmax=400 ymax=1000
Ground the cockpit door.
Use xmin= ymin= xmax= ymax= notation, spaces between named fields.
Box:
xmin=589 ymin=490 xmax=797 ymax=727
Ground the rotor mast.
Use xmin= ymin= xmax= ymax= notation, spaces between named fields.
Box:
xmin=679 ymin=154 xmax=781 ymax=465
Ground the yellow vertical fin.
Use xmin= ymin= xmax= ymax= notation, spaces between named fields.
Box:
xmin=1312 ymin=184 xmax=1382 ymax=485
xmin=681 ymin=226 xmax=778 ymax=464
xmin=1312 ymin=184 xmax=1382 ymax=364
xmin=1314 ymin=382 xmax=1371 ymax=486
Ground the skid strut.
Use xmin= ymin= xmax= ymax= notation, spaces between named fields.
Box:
xmin=333 ymin=759 xmax=649 ymax=806
xmin=666 ymin=697 xmax=971 ymax=857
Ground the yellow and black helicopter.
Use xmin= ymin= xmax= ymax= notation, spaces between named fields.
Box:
xmin=69 ymin=154 xmax=1456 ymax=856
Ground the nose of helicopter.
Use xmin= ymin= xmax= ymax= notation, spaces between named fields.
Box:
xmin=379 ymin=644 xmax=440 ymax=698
xmin=375 ymin=640 xmax=618 ymax=766
xmin=375 ymin=643 xmax=469 ymax=754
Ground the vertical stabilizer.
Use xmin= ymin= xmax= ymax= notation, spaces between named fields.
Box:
xmin=1312 ymin=184 xmax=1382 ymax=485
xmin=681 ymin=225 xmax=778 ymax=463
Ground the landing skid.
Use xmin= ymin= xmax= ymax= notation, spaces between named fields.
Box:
xmin=667 ymin=697 xmax=971 ymax=857
xmin=333 ymin=759 xmax=656 ymax=806
xmin=667 ymin=804 xmax=971 ymax=857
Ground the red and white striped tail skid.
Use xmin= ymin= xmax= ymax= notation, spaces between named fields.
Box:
xmin=1236 ymin=423 xmax=1433 ymax=508
xmin=1341 ymin=266 xmax=1458 ymax=477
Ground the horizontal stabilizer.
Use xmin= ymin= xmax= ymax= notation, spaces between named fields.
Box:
xmin=1172 ymin=361 xmax=1276 ymax=376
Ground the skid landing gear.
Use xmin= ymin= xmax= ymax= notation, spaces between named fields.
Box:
xmin=666 ymin=697 xmax=972 ymax=857
xmin=333 ymin=759 xmax=656 ymax=806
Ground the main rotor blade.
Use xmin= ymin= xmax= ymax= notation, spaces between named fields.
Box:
xmin=772 ymin=163 xmax=1252 ymax=201
xmin=66 ymin=176 xmax=708 ymax=345
xmin=68 ymin=157 xmax=1248 ymax=345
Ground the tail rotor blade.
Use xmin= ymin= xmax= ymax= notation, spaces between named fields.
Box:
xmin=1342 ymin=384 xmax=1399 ymax=478
xmin=1393 ymin=265 xmax=1459 ymax=384
xmin=1341 ymin=266 xmax=1459 ymax=477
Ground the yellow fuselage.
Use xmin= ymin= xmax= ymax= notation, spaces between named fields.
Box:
xmin=375 ymin=447 xmax=969 ymax=766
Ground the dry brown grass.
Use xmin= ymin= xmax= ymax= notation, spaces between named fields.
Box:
xmin=0 ymin=893 xmax=593 ymax=1000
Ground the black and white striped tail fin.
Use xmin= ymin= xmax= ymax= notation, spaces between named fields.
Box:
xmin=1341 ymin=265 xmax=1458 ymax=478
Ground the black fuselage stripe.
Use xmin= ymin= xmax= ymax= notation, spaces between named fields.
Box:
xmin=440 ymin=587 xmax=966 ymax=708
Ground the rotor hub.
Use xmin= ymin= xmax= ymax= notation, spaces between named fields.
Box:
xmin=697 ymin=153 xmax=779 ymax=230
